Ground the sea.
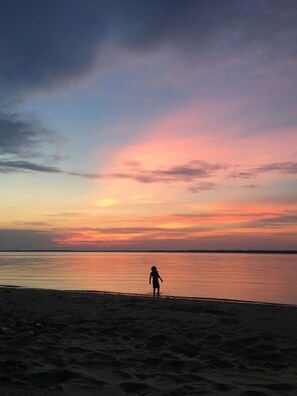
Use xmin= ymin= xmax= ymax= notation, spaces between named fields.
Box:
xmin=0 ymin=252 xmax=296 ymax=305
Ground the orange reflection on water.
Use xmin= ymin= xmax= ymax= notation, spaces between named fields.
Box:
xmin=0 ymin=252 xmax=296 ymax=305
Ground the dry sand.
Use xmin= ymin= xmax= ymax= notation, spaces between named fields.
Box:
xmin=0 ymin=287 xmax=296 ymax=395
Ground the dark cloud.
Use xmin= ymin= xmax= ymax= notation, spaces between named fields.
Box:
xmin=0 ymin=1 xmax=106 ymax=93
xmin=0 ymin=159 xmax=104 ymax=178
xmin=0 ymin=160 xmax=61 ymax=174
xmin=66 ymin=171 xmax=102 ymax=179
xmin=227 ymin=171 xmax=254 ymax=179
xmin=253 ymin=162 xmax=297 ymax=175
xmin=188 ymin=182 xmax=216 ymax=193
xmin=107 ymin=160 xmax=297 ymax=184
xmin=0 ymin=110 xmax=52 ymax=155
xmin=0 ymin=0 xmax=296 ymax=95
xmin=112 ymin=160 xmax=223 ymax=183
xmin=0 ymin=229 xmax=57 ymax=250
xmin=227 ymin=162 xmax=297 ymax=179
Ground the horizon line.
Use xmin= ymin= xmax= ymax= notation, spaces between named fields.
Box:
xmin=0 ymin=249 xmax=296 ymax=254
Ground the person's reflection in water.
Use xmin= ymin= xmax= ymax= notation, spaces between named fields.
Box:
xmin=149 ymin=266 xmax=163 ymax=297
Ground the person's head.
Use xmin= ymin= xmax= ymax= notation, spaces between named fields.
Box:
xmin=151 ymin=266 xmax=157 ymax=271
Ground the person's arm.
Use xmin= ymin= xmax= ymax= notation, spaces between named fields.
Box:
xmin=149 ymin=272 xmax=152 ymax=284
xmin=158 ymin=274 xmax=163 ymax=282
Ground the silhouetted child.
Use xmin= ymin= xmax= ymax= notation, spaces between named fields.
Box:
xmin=149 ymin=266 xmax=163 ymax=297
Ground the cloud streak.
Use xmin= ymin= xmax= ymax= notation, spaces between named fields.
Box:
xmin=228 ymin=162 xmax=297 ymax=179
xmin=253 ymin=162 xmax=297 ymax=175
xmin=1 ymin=201 xmax=296 ymax=250
xmin=1 ymin=158 xmax=296 ymax=189
xmin=188 ymin=182 xmax=217 ymax=193
xmin=0 ymin=160 xmax=61 ymax=174
xmin=111 ymin=161 xmax=224 ymax=183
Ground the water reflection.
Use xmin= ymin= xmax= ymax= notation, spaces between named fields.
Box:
xmin=0 ymin=252 xmax=296 ymax=304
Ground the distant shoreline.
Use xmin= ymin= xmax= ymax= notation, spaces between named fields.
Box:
xmin=0 ymin=249 xmax=296 ymax=254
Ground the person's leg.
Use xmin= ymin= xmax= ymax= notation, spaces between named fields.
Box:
xmin=157 ymin=285 xmax=160 ymax=297
xmin=153 ymin=287 xmax=156 ymax=297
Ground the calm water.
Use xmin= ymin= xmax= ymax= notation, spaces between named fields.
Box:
xmin=0 ymin=252 xmax=296 ymax=305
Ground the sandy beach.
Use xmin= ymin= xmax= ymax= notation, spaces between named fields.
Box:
xmin=0 ymin=287 xmax=296 ymax=395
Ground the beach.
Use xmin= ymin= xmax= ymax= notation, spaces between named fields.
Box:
xmin=0 ymin=287 xmax=296 ymax=395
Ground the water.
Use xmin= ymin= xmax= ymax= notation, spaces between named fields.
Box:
xmin=0 ymin=252 xmax=296 ymax=305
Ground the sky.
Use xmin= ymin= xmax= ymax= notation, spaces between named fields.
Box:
xmin=0 ymin=0 xmax=296 ymax=250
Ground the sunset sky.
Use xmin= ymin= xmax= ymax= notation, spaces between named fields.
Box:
xmin=1 ymin=0 xmax=296 ymax=250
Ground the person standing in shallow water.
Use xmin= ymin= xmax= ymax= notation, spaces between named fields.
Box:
xmin=149 ymin=266 xmax=163 ymax=297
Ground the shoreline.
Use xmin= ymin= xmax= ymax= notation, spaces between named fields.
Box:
xmin=0 ymin=287 xmax=296 ymax=395
xmin=1 ymin=284 xmax=297 ymax=308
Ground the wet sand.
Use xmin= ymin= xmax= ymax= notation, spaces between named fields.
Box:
xmin=0 ymin=287 xmax=296 ymax=395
